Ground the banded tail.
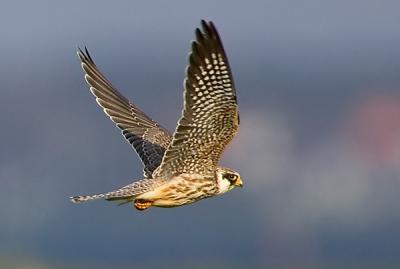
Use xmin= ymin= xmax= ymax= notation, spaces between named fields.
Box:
xmin=70 ymin=178 xmax=165 ymax=204
xmin=71 ymin=193 xmax=111 ymax=203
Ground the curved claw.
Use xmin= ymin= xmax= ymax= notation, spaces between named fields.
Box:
xmin=134 ymin=199 xmax=153 ymax=211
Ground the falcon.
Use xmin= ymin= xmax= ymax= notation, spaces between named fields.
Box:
xmin=71 ymin=20 xmax=242 ymax=210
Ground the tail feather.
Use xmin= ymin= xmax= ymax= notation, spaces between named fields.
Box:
xmin=70 ymin=193 xmax=108 ymax=203
xmin=70 ymin=178 xmax=165 ymax=204
xmin=70 ymin=190 xmax=135 ymax=204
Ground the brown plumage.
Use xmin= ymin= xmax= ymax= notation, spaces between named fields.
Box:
xmin=71 ymin=20 xmax=243 ymax=210
xmin=154 ymin=20 xmax=239 ymax=178
xmin=78 ymin=48 xmax=171 ymax=178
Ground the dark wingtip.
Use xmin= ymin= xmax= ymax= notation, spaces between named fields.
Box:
xmin=76 ymin=45 xmax=95 ymax=64
xmin=200 ymin=19 xmax=209 ymax=30
xmin=77 ymin=46 xmax=85 ymax=60
xmin=200 ymin=20 xmax=217 ymax=39
xmin=84 ymin=46 xmax=94 ymax=62
xmin=195 ymin=28 xmax=204 ymax=42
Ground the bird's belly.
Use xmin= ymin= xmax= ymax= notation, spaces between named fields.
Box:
xmin=151 ymin=195 xmax=209 ymax=207
xmin=135 ymin=177 xmax=216 ymax=207
xmin=152 ymin=199 xmax=189 ymax=207
xmin=137 ymin=189 xmax=199 ymax=207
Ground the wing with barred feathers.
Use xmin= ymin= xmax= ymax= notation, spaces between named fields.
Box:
xmin=78 ymin=48 xmax=172 ymax=178
xmin=155 ymin=20 xmax=239 ymax=178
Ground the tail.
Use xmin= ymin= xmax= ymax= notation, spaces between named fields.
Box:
xmin=70 ymin=190 xmax=136 ymax=204
xmin=70 ymin=178 xmax=165 ymax=204
xmin=70 ymin=193 xmax=109 ymax=203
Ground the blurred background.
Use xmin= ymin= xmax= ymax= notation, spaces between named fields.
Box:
xmin=1 ymin=0 xmax=400 ymax=268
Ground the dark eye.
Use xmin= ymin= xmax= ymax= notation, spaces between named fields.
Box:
xmin=226 ymin=174 xmax=236 ymax=181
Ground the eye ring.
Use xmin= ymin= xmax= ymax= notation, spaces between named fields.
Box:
xmin=226 ymin=174 xmax=237 ymax=181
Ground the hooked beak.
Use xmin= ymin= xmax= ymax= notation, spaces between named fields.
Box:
xmin=233 ymin=178 xmax=243 ymax=187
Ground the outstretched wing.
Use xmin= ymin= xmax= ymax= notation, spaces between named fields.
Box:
xmin=78 ymin=48 xmax=172 ymax=178
xmin=155 ymin=20 xmax=239 ymax=178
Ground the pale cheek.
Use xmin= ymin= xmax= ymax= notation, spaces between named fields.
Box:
xmin=219 ymin=179 xmax=233 ymax=193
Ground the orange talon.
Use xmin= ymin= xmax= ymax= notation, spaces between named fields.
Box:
xmin=134 ymin=199 xmax=153 ymax=211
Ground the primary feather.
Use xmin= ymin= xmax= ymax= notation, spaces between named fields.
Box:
xmin=78 ymin=48 xmax=172 ymax=178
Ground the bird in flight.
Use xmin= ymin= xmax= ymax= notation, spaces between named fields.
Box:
xmin=71 ymin=20 xmax=242 ymax=211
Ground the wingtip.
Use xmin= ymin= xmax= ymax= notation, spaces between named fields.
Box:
xmin=200 ymin=19 xmax=209 ymax=28
xmin=76 ymin=45 xmax=94 ymax=63
xmin=77 ymin=46 xmax=86 ymax=61
xmin=84 ymin=46 xmax=93 ymax=61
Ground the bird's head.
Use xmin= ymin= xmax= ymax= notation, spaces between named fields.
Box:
xmin=216 ymin=167 xmax=243 ymax=194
